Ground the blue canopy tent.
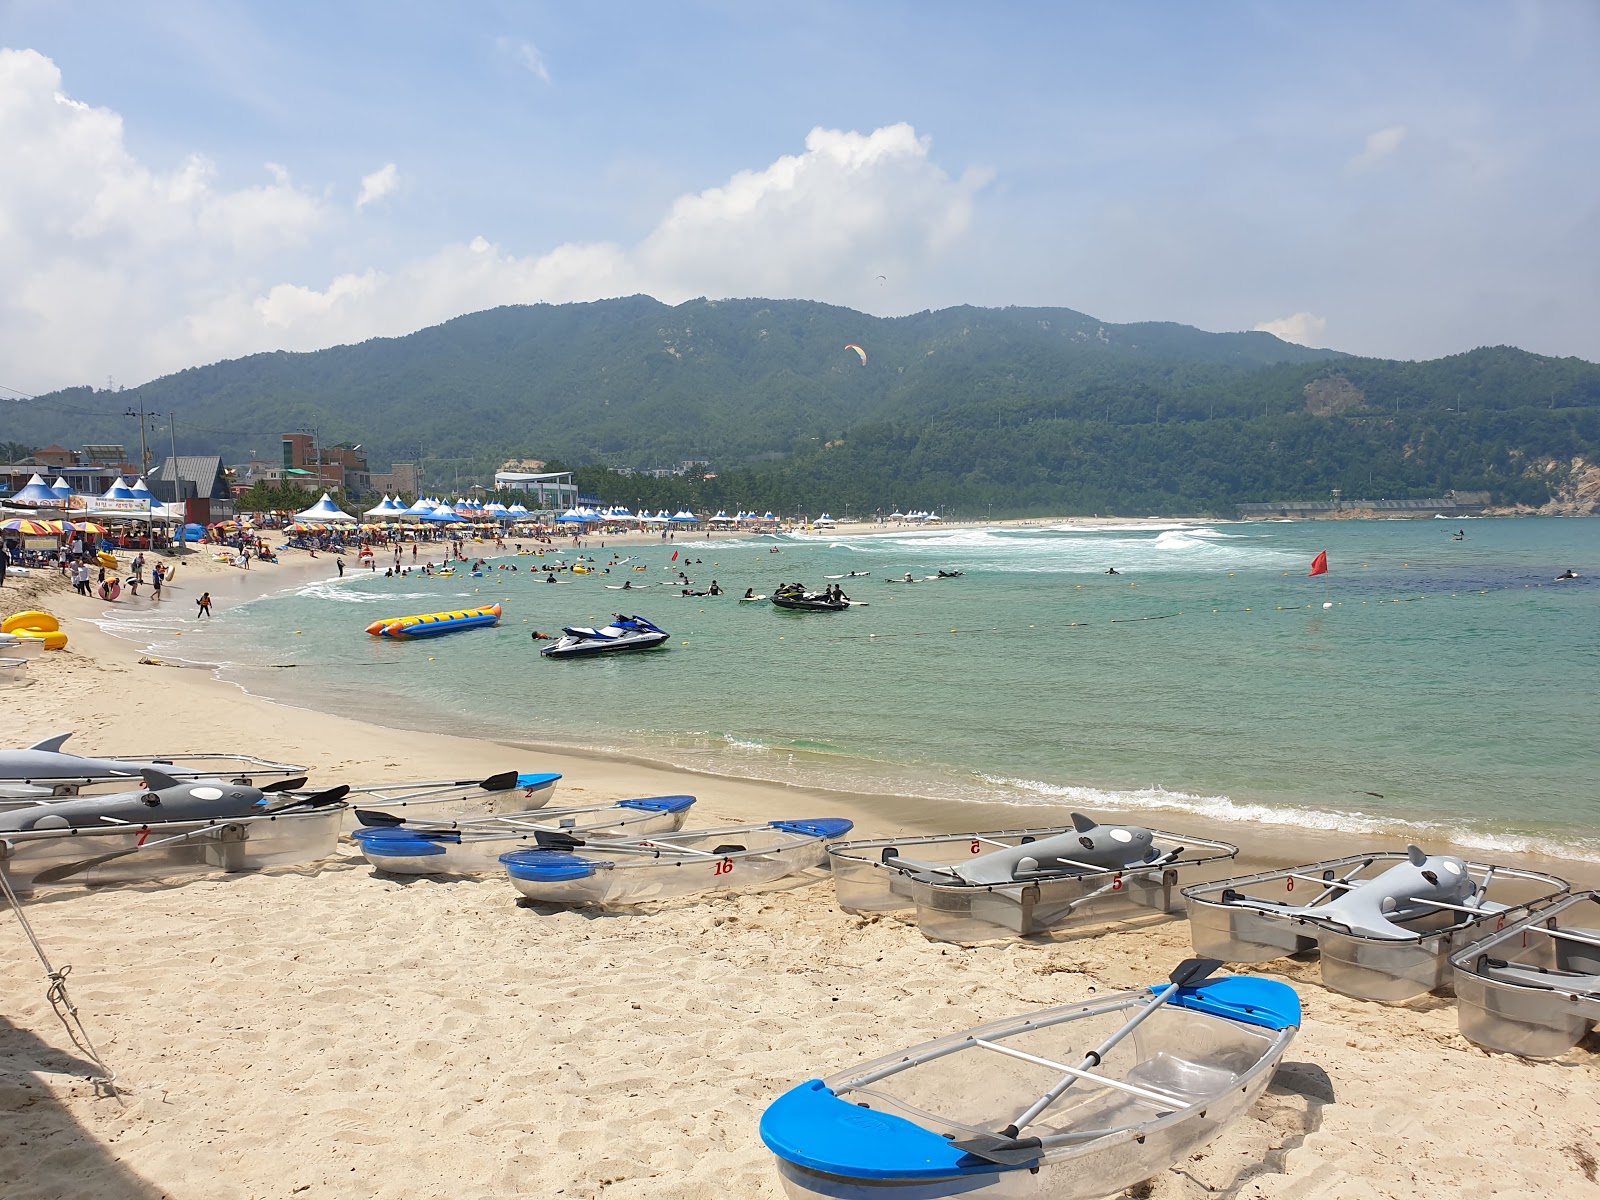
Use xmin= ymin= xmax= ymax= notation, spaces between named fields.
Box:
xmin=423 ymin=508 xmax=467 ymax=525
xmin=4 ymin=474 xmax=65 ymax=507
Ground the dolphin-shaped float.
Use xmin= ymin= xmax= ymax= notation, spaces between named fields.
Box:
xmin=893 ymin=813 xmax=1176 ymax=887
xmin=0 ymin=733 xmax=220 ymax=785
xmin=0 ymin=769 xmax=279 ymax=833
xmin=1245 ymin=845 xmax=1494 ymax=940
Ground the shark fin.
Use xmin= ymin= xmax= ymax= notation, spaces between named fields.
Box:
xmin=27 ymin=733 xmax=73 ymax=753
xmin=1406 ymin=844 xmax=1428 ymax=867
xmin=1070 ymin=812 xmax=1097 ymax=833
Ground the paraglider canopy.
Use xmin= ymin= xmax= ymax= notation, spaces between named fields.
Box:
xmin=844 ymin=343 xmax=867 ymax=366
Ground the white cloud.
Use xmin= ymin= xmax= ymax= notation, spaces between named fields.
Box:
xmin=0 ymin=48 xmax=327 ymax=386
xmin=355 ymin=162 xmax=399 ymax=209
xmin=0 ymin=52 xmax=990 ymax=389
xmin=496 ymin=36 xmax=551 ymax=83
xmin=1347 ymin=125 xmax=1407 ymax=173
xmin=1254 ymin=312 xmax=1329 ymax=346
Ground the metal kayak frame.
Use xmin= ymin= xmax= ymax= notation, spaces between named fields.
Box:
xmin=1183 ymin=852 xmax=1570 ymax=1003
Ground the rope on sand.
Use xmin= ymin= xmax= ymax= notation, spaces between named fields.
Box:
xmin=0 ymin=865 xmax=120 ymax=1100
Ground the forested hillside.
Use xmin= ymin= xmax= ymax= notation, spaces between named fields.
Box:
xmin=5 ymin=297 xmax=1599 ymax=515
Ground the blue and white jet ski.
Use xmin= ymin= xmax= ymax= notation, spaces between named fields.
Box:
xmin=540 ymin=615 xmax=671 ymax=658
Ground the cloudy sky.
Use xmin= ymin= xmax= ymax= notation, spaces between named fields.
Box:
xmin=3 ymin=1 xmax=1598 ymax=394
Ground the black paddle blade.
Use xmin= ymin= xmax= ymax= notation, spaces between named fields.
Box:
xmin=267 ymin=784 xmax=350 ymax=813
xmin=354 ymin=808 xmax=406 ymax=827
xmin=1169 ymin=957 xmax=1225 ymax=988
xmin=948 ymin=1134 xmax=1044 ymax=1166
xmin=261 ymin=776 xmax=310 ymax=793
xmin=31 ymin=854 xmax=123 ymax=885
xmin=533 ymin=829 xmax=583 ymax=850
xmin=477 ymin=770 xmax=520 ymax=792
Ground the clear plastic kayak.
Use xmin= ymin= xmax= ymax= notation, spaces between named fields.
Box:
xmin=331 ymin=770 xmax=560 ymax=831
xmin=0 ymin=734 xmax=309 ymax=803
xmin=1451 ymin=890 xmax=1600 ymax=1058
xmin=500 ymin=818 xmax=853 ymax=907
xmin=1184 ymin=849 xmax=1570 ymax=1002
xmin=761 ymin=967 xmax=1300 ymax=1199
xmin=830 ymin=815 xmax=1238 ymax=943
xmin=0 ymin=804 xmax=346 ymax=894
xmin=350 ymin=796 xmax=695 ymax=875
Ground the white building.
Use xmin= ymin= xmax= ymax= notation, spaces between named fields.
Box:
xmin=493 ymin=470 xmax=578 ymax=511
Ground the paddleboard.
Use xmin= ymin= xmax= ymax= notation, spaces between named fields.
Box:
xmin=739 ymin=595 xmax=768 ymax=602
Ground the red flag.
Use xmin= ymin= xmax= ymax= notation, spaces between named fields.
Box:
xmin=1309 ymin=551 xmax=1328 ymax=577
xmin=671 ymin=550 xmax=679 ymax=562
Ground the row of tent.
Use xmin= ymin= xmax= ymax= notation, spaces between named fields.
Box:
xmin=553 ymin=508 xmax=784 ymax=526
xmin=0 ymin=473 xmax=188 ymax=521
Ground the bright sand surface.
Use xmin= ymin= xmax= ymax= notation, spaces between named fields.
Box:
xmin=2 ymin=538 xmax=1599 ymax=1200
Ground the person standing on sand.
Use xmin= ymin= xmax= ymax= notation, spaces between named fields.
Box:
xmin=336 ymin=556 xmax=345 ymax=577
xmin=0 ymin=542 xmax=7 ymax=588
xmin=151 ymin=564 xmax=164 ymax=600
xmin=196 ymin=592 xmax=212 ymax=618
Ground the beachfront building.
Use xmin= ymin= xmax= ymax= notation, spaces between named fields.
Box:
xmin=280 ymin=434 xmax=372 ymax=497
xmin=1 ymin=445 xmax=144 ymax=499
xmin=493 ymin=470 xmax=578 ymax=514
xmin=149 ymin=455 xmax=235 ymax=523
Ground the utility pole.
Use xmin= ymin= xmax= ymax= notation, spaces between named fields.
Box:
xmin=168 ymin=413 xmax=186 ymax=556
xmin=124 ymin=404 xmax=152 ymax=476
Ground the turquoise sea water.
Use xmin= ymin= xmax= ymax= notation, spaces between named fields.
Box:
xmin=114 ymin=518 xmax=1600 ymax=857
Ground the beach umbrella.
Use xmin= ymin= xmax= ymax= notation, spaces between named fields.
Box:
xmin=69 ymin=521 xmax=107 ymax=534
xmin=0 ymin=517 xmax=55 ymax=535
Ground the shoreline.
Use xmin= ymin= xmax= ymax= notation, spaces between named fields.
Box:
xmin=11 ymin=525 xmax=1598 ymax=886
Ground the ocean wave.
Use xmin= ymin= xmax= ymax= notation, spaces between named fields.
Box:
xmin=971 ymin=774 xmax=1600 ymax=860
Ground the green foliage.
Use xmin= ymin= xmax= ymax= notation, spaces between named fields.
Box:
xmin=4 ymin=297 xmax=1598 ymax=515
xmin=235 ymin=481 xmax=360 ymax=517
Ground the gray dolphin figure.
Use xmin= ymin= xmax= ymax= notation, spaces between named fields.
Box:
xmin=0 ymin=733 xmax=223 ymax=785
xmin=953 ymin=813 xmax=1165 ymax=885
xmin=0 ymin=770 xmax=271 ymax=832
xmin=1270 ymin=845 xmax=1487 ymax=939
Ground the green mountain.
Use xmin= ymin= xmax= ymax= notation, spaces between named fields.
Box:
xmin=5 ymin=297 xmax=1599 ymax=515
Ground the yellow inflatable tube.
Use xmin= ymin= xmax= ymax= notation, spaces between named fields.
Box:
xmin=15 ymin=630 xmax=68 ymax=650
xmin=2 ymin=611 xmax=58 ymax=635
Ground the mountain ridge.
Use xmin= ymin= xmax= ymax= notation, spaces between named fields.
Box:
xmin=5 ymin=296 xmax=1599 ymax=515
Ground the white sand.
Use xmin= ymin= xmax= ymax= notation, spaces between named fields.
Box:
xmin=2 ymin=546 xmax=1598 ymax=1199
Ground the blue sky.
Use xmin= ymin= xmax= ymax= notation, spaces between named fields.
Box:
xmin=3 ymin=1 xmax=1598 ymax=391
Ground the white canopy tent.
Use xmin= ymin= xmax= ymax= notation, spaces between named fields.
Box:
xmin=293 ymin=493 xmax=357 ymax=524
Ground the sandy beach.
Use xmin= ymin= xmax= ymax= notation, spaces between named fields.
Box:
xmin=2 ymin=537 xmax=1598 ymax=1200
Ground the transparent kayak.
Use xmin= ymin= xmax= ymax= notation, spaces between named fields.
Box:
xmin=331 ymin=770 xmax=560 ymax=831
xmin=830 ymin=815 xmax=1238 ymax=943
xmin=1184 ymin=848 xmax=1570 ymax=1002
xmin=0 ymin=804 xmax=346 ymax=894
xmin=1451 ymin=890 xmax=1600 ymax=1058
xmin=761 ymin=966 xmax=1300 ymax=1199
xmin=0 ymin=735 xmax=309 ymax=804
xmin=350 ymin=796 xmax=695 ymax=875
xmin=500 ymin=818 xmax=853 ymax=906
